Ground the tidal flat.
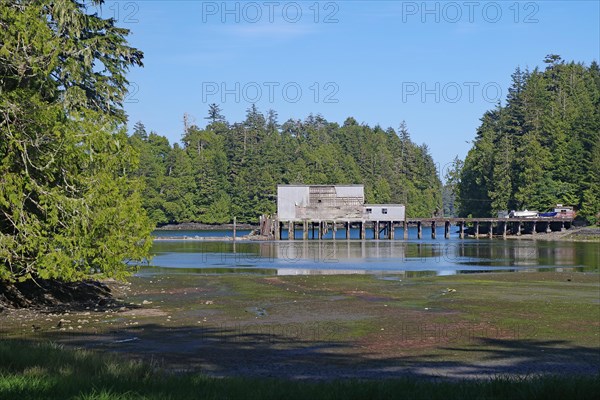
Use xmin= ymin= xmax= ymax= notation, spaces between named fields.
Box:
xmin=2 ymin=271 xmax=599 ymax=380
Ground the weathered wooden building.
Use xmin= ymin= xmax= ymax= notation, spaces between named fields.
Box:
xmin=276 ymin=184 xmax=406 ymax=240
xmin=277 ymin=184 xmax=365 ymax=221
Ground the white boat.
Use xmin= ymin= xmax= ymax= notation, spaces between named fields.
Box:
xmin=509 ymin=210 xmax=538 ymax=218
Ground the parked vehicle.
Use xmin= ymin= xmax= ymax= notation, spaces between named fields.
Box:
xmin=553 ymin=204 xmax=576 ymax=219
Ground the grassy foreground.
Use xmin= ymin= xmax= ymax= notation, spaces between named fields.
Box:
xmin=0 ymin=340 xmax=598 ymax=400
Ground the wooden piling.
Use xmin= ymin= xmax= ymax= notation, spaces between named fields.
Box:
xmin=233 ymin=216 xmax=236 ymax=241
xmin=431 ymin=221 xmax=436 ymax=239
xmin=445 ymin=221 xmax=450 ymax=239
xmin=417 ymin=221 xmax=422 ymax=239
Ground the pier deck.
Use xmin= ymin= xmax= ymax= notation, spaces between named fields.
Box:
xmin=272 ymin=217 xmax=574 ymax=240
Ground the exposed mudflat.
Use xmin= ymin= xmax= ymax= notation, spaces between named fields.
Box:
xmin=1 ymin=271 xmax=599 ymax=380
xmin=505 ymin=226 xmax=600 ymax=242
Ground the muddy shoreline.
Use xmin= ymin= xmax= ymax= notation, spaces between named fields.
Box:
xmin=494 ymin=226 xmax=600 ymax=242
xmin=155 ymin=222 xmax=258 ymax=231
xmin=2 ymin=271 xmax=598 ymax=380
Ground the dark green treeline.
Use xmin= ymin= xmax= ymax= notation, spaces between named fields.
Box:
xmin=456 ymin=56 xmax=600 ymax=224
xmin=129 ymin=108 xmax=442 ymax=225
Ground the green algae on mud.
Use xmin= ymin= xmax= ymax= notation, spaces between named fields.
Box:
xmin=1 ymin=271 xmax=599 ymax=380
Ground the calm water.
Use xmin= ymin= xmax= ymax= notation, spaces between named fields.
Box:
xmin=144 ymin=228 xmax=599 ymax=276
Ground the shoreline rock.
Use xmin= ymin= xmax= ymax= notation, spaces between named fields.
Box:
xmin=154 ymin=222 xmax=258 ymax=231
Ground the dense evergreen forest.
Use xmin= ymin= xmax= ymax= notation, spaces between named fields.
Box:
xmin=131 ymin=55 xmax=600 ymax=226
xmin=454 ymin=56 xmax=600 ymax=224
xmin=129 ymin=108 xmax=442 ymax=225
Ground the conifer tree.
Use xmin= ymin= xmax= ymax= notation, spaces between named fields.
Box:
xmin=0 ymin=0 xmax=152 ymax=282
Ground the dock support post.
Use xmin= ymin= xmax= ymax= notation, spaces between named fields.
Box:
xmin=332 ymin=221 xmax=337 ymax=241
xmin=389 ymin=222 xmax=395 ymax=240
xmin=303 ymin=220 xmax=308 ymax=240
xmin=318 ymin=221 xmax=323 ymax=240
xmin=546 ymin=221 xmax=552 ymax=233
xmin=445 ymin=221 xmax=450 ymax=239
xmin=431 ymin=221 xmax=437 ymax=239
xmin=459 ymin=222 xmax=464 ymax=239
xmin=516 ymin=221 xmax=522 ymax=236
xmin=276 ymin=221 xmax=281 ymax=240
xmin=288 ymin=221 xmax=294 ymax=240
xmin=561 ymin=221 xmax=566 ymax=232
xmin=502 ymin=222 xmax=507 ymax=239
xmin=346 ymin=221 xmax=351 ymax=240
xmin=417 ymin=222 xmax=422 ymax=239
xmin=473 ymin=221 xmax=479 ymax=238
xmin=233 ymin=216 xmax=237 ymax=241
xmin=404 ymin=222 xmax=409 ymax=239
xmin=488 ymin=222 xmax=493 ymax=238
xmin=532 ymin=221 xmax=537 ymax=236
xmin=360 ymin=221 xmax=365 ymax=240
xmin=374 ymin=221 xmax=379 ymax=240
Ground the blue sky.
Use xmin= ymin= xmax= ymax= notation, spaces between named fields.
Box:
xmin=102 ymin=0 xmax=599 ymax=176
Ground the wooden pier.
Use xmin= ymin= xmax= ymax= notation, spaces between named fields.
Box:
xmin=272 ymin=217 xmax=574 ymax=240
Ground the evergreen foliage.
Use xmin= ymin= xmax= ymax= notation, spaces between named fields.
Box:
xmin=131 ymin=108 xmax=443 ymax=224
xmin=0 ymin=1 xmax=152 ymax=282
xmin=458 ymin=57 xmax=600 ymax=223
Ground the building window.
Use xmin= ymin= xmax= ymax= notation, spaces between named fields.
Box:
xmin=366 ymin=208 xmax=372 ymax=214
xmin=382 ymin=208 xmax=388 ymax=214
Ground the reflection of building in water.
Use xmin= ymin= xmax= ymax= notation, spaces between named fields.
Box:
xmin=277 ymin=269 xmax=369 ymax=275
xmin=512 ymin=245 xmax=539 ymax=266
xmin=276 ymin=269 xmax=439 ymax=277
xmin=268 ymin=241 xmax=407 ymax=262
xmin=553 ymin=246 xmax=576 ymax=265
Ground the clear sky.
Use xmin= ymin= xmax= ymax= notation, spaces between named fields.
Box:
xmin=101 ymin=0 xmax=600 ymax=176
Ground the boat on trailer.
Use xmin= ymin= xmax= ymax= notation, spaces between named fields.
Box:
xmin=509 ymin=210 xmax=538 ymax=218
